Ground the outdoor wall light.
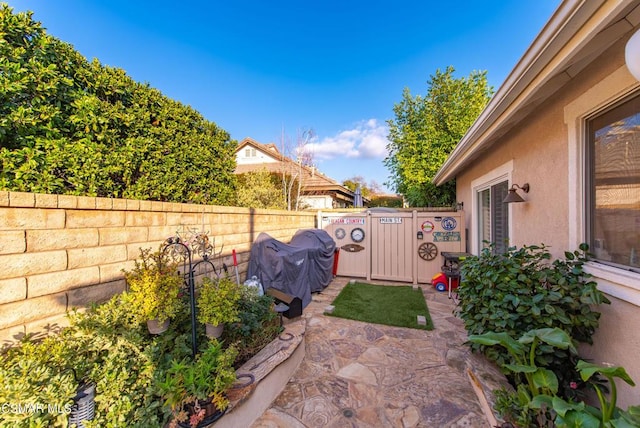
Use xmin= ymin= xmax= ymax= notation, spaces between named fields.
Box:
xmin=503 ymin=183 xmax=530 ymax=204
xmin=626 ymin=28 xmax=640 ymax=81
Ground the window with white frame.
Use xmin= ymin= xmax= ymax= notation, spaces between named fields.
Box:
xmin=477 ymin=181 xmax=510 ymax=254
xmin=586 ymin=93 xmax=640 ymax=272
xmin=564 ymin=65 xmax=640 ymax=304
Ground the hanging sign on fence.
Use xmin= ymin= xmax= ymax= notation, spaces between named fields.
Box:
xmin=421 ymin=221 xmax=435 ymax=233
xmin=433 ymin=231 xmax=461 ymax=242
xmin=379 ymin=217 xmax=402 ymax=224
xmin=324 ymin=217 xmax=365 ymax=225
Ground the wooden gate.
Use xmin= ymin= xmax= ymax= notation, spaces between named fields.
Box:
xmin=319 ymin=210 xmax=465 ymax=284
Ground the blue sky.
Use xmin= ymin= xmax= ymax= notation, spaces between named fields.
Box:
xmin=14 ymin=1 xmax=559 ymax=192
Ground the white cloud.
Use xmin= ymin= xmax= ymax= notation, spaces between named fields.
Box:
xmin=308 ymin=119 xmax=390 ymax=160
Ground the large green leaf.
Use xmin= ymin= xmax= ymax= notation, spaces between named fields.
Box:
xmin=532 ymin=368 xmax=559 ymax=394
xmin=504 ymin=363 xmax=538 ymax=373
xmin=520 ymin=328 xmax=576 ymax=353
xmin=577 ymin=360 xmax=636 ymax=386
xmin=468 ymin=332 xmax=524 ymax=357
xmin=555 ymin=410 xmax=601 ymax=428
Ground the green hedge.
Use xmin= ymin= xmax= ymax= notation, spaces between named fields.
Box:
xmin=0 ymin=4 xmax=237 ymax=204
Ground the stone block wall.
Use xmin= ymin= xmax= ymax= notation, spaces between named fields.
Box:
xmin=0 ymin=191 xmax=316 ymax=344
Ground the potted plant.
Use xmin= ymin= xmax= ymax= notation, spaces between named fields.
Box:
xmin=158 ymin=341 xmax=238 ymax=428
xmin=124 ymin=248 xmax=183 ymax=334
xmin=196 ymin=276 xmax=241 ymax=338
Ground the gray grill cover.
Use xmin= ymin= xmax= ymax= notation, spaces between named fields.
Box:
xmin=246 ymin=229 xmax=336 ymax=308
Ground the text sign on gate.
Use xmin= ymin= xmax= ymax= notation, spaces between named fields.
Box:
xmin=433 ymin=232 xmax=461 ymax=242
xmin=379 ymin=217 xmax=402 ymax=224
xmin=324 ymin=217 xmax=365 ymax=225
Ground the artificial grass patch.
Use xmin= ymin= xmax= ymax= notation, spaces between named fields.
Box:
xmin=328 ymin=282 xmax=433 ymax=330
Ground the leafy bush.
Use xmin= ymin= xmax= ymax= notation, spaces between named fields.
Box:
xmin=0 ymin=282 xmax=281 ymax=427
xmin=473 ymin=329 xmax=640 ymax=427
xmin=457 ymin=243 xmax=610 ymax=395
xmin=224 ymin=286 xmax=281 ymax=367
xmin=0 ymin=4 xmax=237 ymax=204
xmin=0 ymin=337 xmax=78 ymax=427
xmin=123 ymin=248 xmax=183 ymax=324
xmin=157 ymin=340 xmax=238 ymax=428
xmin=196 ymin=277 xmax=241 ymax=327
xmin=0 ymin=295 xmax=165 ymax=427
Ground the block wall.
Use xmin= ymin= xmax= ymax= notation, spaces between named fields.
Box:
xmin=0 ymin=191 xmax=316 ymax=344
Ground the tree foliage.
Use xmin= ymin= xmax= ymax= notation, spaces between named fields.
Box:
xmin=385 ymin=66 xmax=493 ymax=207
xmin=369 ymin=194 xmax=403 ymax=208
xmin=343 ymin=175 xmax=382 ymax=198
xmin=0 ymin=5 xmax=237 ymax=204
xmin=235 ymin=169 xmax=286 ymax=209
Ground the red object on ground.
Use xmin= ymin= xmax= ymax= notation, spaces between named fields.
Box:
xmin=431 ymin=272 xmax=459 ymax=292
xmin=332 ymin=248 xmax=340 ymax=276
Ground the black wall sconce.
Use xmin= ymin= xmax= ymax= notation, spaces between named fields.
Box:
xmin=503 ymin=183 xmax=530 ymax=203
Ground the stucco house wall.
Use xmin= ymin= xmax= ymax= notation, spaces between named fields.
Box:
xmin=442 ymin=2 xmax=640 ymax=407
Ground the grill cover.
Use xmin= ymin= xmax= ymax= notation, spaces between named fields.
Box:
xmin=246 ymin=229 xmax=336 ymax=308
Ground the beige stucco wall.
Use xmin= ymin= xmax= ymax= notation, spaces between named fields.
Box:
xmin=0 ymin=191 xmax=316 ymax=345
xmin=454 ymin=37 xmax=640 ymax=406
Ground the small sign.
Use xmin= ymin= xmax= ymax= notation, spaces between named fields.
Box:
xmin=327 ymin=217 xmax=365 ymax=225
xmin=441 ymin=217 xmax=457 ymax=231
xmin=379 ymin=217 xmax=402 ymax=224
xmin=433 ymin=231 xmax=461 ymax=242
xmin=341 ymin=243 xmax=365 ymax=252
xmin=421 ymin=221 xmax=435 ymax=233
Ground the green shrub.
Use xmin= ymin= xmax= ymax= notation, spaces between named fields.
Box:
xmin=224 ymin=286 xmax=281 ymax=367
xmin=124 ymin=248 xmax=183 ymax=324
xmin=156 ymin=341 xmax=238 ymax=427
xmin=0 ymin=281 xmax=280 ymax=427
xmin=0 ymin=4 xmax=237 ymax=204
xmin=0 ymin=337 xmax=78 ymax=427
xmin=0 ymin=294 xmax=167 ymax=427
xmin=196 ymin=276 xmax=241 ymax=327
xmin=457 ymin=243 xmax=610 ymax=395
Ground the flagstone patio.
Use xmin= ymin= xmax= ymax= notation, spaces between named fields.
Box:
xmin=250 ymin=277 xmax=509 ymax=428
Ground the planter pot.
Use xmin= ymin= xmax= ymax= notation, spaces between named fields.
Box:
xmin=177 ymin=398 xmax=226 ymax=428
xmin=205 ymin=323 xmax=224 ymax=339
xmin=146 ymin=318 xmax=170 ymax=334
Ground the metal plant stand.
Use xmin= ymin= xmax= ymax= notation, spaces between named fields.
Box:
xmin=162 ymin=230 xmax=221 ymax=358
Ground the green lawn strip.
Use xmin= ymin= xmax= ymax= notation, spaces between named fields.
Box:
xmin=328 ymin=282 xmax=433 ymax=330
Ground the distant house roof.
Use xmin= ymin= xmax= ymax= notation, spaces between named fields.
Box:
xmin=234 ymin=137 xmax=367 ymax=206
xmin=434 ymin=0 xmax=638 ymax=184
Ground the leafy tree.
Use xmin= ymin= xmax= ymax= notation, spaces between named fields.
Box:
xmin=0 ymin=5 xmax=237 ymax=204
xmin=343 ymin=176 xmax=382 ymax=198
xmin=236 ymin=169 xmax=286 ymax=209
xmin=385 ymin=66 xmax=493 ymax=206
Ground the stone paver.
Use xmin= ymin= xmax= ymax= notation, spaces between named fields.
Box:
xmin=251 ymin=278 xmax=505 ymax=428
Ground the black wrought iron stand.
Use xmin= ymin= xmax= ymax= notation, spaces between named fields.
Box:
xmin=162 ymin=234 xmax=218 ymax=359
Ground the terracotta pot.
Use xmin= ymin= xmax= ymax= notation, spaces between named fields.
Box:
xmin=146 ymin=318 xmax=170 ymax=334
xmin=205 ymin=323 xmax=224 ymax=339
